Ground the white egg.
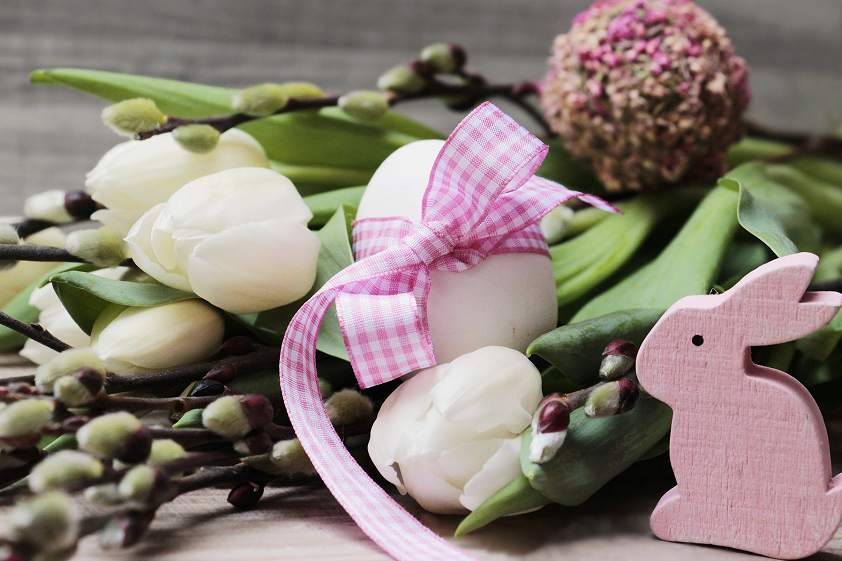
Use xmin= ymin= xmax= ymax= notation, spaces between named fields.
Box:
xmin=357 ymin=139 xmax=558 ymax=364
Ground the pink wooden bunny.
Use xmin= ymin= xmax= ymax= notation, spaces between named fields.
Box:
xmin=636 ymin=252 xmax=842 ymax=559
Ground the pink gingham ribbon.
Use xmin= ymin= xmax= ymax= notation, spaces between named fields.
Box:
xmin=280 ymin=102 xmax=617 ymax=560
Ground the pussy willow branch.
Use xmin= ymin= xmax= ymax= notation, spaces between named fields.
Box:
xmin=138 ymin=79 xmax=553 ymax=139
xmin=0 ymin=243 xmax=133 ymax=267
xmin=0 ymin=310 xmax=71 ymax=353
xmin=103 ymin=345 xmax=280 ymax=392
xmin=558 ymin=369 xmax=638 ymax=411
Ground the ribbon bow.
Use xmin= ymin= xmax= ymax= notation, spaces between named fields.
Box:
xmin=280 ymin=103 xmax=617 ymax=561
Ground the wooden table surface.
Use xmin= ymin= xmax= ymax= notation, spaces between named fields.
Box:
xmin=2 ymin=1 xmax=842 ymax=559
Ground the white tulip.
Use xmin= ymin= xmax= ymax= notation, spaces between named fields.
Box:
xmin=90 ymin=299 xmax=225 ymax=375
xmin=20 ymin=267 xmax=131 ymax=365
xmin=368 ymin=346 xmax=543 ymax=514
xmin=86 ymin=129 xmax=270 ymax=235
xmin=0 ymin=228 xmax=66 ymax=308
xmin=126 ymin=167 xmax=321 ymax=314
xmin=356 ymin=140 xmax=558 ymax=364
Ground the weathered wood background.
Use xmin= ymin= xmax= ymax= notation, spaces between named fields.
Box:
xmin=1 ymin=1 xmax=842 ymax=559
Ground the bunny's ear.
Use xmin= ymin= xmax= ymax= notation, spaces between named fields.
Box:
xmin=723 ymin=253 xmax=842 ymax=345
xmin=727 ymin=252 xmax=818 ymax=304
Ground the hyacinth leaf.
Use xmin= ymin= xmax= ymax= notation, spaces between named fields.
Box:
xmin=172 ymin=408 xmax=204 ymax=429
xmin=520 ymin=396 xmax=672 ymax=506
xmin=455 ymin=474 xmax=551 ymax=537
xmin=0 ymin=263 xmax=97 ymax=352
xmin=304 ymin=186 xmax=367 ymax=228
xmin=764 ymin=164 xmax=842 ymax=236
xmin=255 ymin=204 xmax=356 ymax=361
xmin=49 ymin=271 xmax=198 ymax=334
xmin=529 ymin=308 xmax=663 ymax=387
xmin=572 ymin=184 xmax=741 ymax=322
xmin=552 ymin=188 xmax=704 ymax=307
xmin=789 ymin=157 xmax=842 ymax=188
xmin=726 ymin=180 xmax=798 ymax=258
xmin=727 ymin=136 xmax=791 ymax=167
xmin=30 ymin=68 xmax=443 ymax=174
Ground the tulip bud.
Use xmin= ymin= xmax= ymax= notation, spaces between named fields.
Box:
xmin=101 ymin=98 xmax=167 ymax=137
xmin=231 ymin=84 xmax=289 ymax=117
xmin=584 ymin=378 xmax=640 ymax=418
xmin=338 ymin=91 xmax=390 ymax=123
xmin=324 ymin=389 xmax=373 ymax=426
xmin=269 ymin=439 xmax=315 ymax=475
xmin=85 ymin=129 xmax=270 ymax=236
xmin=0 ymin=223 xmax=21 ymax=272
xmin=147 ymin=439 xmax=186 ymax=467
xmin=23 ymin=190 xmax=74 ymax=224
xmin=539 ymin=205 xmax=575 ymax=244
xmin=0 ymin=399 xmax=54 ymax=440
xmin=420 ymin=43 xmax=465 ymax=73
xmin=83 ymin=483 xmax=124 ymax=507
xmin=53 ymin=368 xmax=105 ymax=407
xmin=118 ymin=464 xmax=167 ymax=503
xmin=377 ymin=65 xmax=426 ymax=93
xmin=202 ymin=394 xmax=274 ymax=439
xmin=65 ymin=227 xmax=127 ymax=267
xmin=529 ymin=394 xmax=570 ymax=464
xmin=76 ymin=412 xmax=152 ymax=462
xmin=172 ymin=124 xmax=221 ymax=154
xmin=227 ymin=482 xmax=264 ymax=508
xmin=35 ymin=349 xmax=106 ymax=394
xmin=90 ymin=300 xmax=225 ymax=375
xmin=28 ymin=450 xmax=104 ymax=493
xmin=7 ymin=491 xmax=80 ymax=553
xmin=599 ymin=339 xmax=638 ymax=379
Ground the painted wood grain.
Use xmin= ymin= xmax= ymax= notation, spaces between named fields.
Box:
xmin=637 ymin=253 xmax=842 ymax=559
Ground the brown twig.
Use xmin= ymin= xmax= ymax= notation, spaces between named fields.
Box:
xmin=137 ymin=80 xmax=552 ymax=140
xmin=746 ymin=120 xmax=842 ymax=161
xmin=0 ymin=310 xmax=71 ymax=353
xmin=103 ymin=345 xmax=280 ymax=392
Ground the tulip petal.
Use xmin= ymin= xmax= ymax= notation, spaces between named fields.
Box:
xmin=438 ymin=437 xmax=508 ymax=490
xmin=163 ymin=167 xmax=313 ymax=234
xmin=399 ymin=461 xmax=465 ymax=515
xmin=368 ymin=364 xmax=441 ymax=492
xmin=430 ymin=346 xmax=542 ymax=434
xmin=125 ymin=205 xmax=193 ymax=292
xmin=460 ymin=436 xmax=524 ymax=511
xmin=185 ymin=220 xmax=320 ymax=314
xmin=90 ymin=300 xmax=224 ymax=373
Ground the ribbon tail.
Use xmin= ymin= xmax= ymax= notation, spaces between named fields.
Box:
xmin=280 ymin=281 xmax=477 ymax=561
xmin=336 ymin=291 xmax=436 ymax=388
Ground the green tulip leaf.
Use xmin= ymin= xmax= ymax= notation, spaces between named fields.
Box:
xmin=764 ymin=164 xmax=842 ymax=236
xmin=520 ymin=396 xmax=672 ymax=506
xmin=256 ymin=204 xmax=356 ymax=361
xmin=304 ymin=186 xmax=367 ymax=228
xmin=720 ymin=175 xmax=797 ymax=258
xmin=529 ymin=309 xmax=664 ymax=387
xmin=49 ymin=271 xmax=197 ymax=335
xmin=0 ymin=263 xmax=97 ymax=352
xmin=455 ymin=474 xmax=551 ymax=537
xmin=31 ymin=69 xmax=442 ymax=178
xmin=552 ymin=188 xmax=705 ymax=307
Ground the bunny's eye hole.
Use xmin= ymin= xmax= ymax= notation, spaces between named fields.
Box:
xmin=692 ymin=335 xmax=704 ymax=346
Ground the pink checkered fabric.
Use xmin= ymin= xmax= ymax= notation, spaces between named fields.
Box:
xmin=280 ymin=102 xmax=619 ymax=561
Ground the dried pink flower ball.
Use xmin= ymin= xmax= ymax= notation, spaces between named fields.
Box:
xmin=541 ymin=0 xmax=751 ymax=192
